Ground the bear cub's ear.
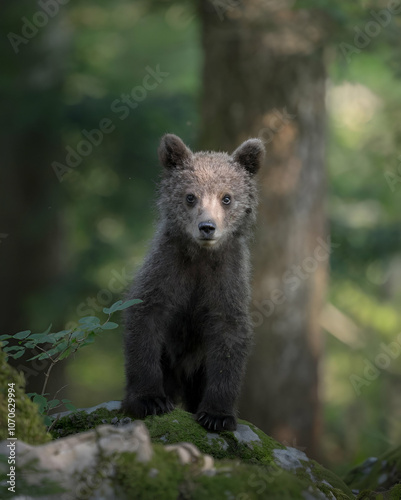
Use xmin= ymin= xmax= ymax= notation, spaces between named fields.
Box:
xmin=231 ymin=139 xmax=265 ymax=175
xmin=158 ymin=134 xmax=192 ymax=169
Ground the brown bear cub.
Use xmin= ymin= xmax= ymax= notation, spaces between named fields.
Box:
xmin=123 ymin=134 xmax=264 ymax=431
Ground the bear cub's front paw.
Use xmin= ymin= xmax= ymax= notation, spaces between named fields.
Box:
xmin=123 ymin=395 xmax=174 ymax=418
xmin=196 ymin=411 xmax=237 ymax=432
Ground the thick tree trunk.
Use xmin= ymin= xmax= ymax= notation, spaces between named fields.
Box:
xmin=198 ymin=0 xmax=328 ymax=457
xmin=0 ymin=2 xmax=69 ymax=396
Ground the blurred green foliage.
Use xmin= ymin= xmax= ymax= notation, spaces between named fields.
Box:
xmin=50 ymin=0 xmax=201 ymax=413
xmin=1 ymin=0 xmax=400 ymax=474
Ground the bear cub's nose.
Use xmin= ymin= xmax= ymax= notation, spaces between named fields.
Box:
xmin=198 ymin=221 xmax=216 ymax=238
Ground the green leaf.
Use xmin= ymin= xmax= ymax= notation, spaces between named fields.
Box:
xmin=44 ymin=416 xmax=52 ymax=427
xmin=53 ymin=330 xmax=72 ymax=340
xmin=33 ymin=394 xmax=48 ymax=413
xmin=29 ymin=333 xmax=54 ymax=343
xmin=26 ymin=393 xmax=35 ymax=398
xmin=71 ymin=329 xmax=86 ymax=341
xmin=100 ymin=322 xmax=119 ymax=330
xmin=41 ymin=324 xmax=52 ymax=335
xmin=64 ymin=403 xmax=76 ymax=411
xmin=27 ymin=353 xmax=45 ymax=361
xmin=116 ymin=298 xmax=143 ymax=311
xmin=13 ymin=351 xmax=24 ymax=359
xmin=103 ymin=300 xmax=124 ymax=315
xmin=103 ymin=298 xmax=142 ymax=315
xmin=56 ymin=341 xmax=69 ymax=352
xmin=78 ymin=316 xmax=101 ymax=326
xmin=46 ymin=347 xmax=59 ymax=357
xmin=38 ymin=352 xmax=51 ymax=360
xmin=14 ymin=330 xmax=31 ymax=340
xmin=3 ymin=346 xmax=24 ymax=352
xmin=48 ymin=399 xmax=60 ymax=409
xmin=82 ymin=336 xmax=95 ymax=346
xmin=58 ymin=346 xmax=73 ymax=360
xmin=1 ymin=341 xmax=9 ymax=346
xmin=0 ymin=334 xmax=11 ymax=340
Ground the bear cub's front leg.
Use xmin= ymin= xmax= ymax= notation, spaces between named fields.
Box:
xmin=194 ymin=331 xmax=250 ymax=432
xmin=122 ymin=308 xmax=175 ymax=418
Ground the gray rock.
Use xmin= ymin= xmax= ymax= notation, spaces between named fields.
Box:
xmin=0 ymin=422 xmax=152 ymax=500
xmin=52 ymin=400 xmax=122 ymax=420
xmin=117 ymin=417 xmax=132 ymax=426
xmin=233 ymin=424 xmax=261 ymax=445
xmin=273 ymin=447 xmax=310 ymax=472
xmin=206 ymin=432 xmax=228 ymax=450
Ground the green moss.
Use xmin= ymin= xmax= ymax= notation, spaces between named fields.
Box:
xmin=115 ymin=445 xmax=348 ymax=500
xmin=317 ymin=483 xmax=353 ymax=500
xmin=0 ymin=347 xmax=50 ymax=445
xmin=190 ymin=465 xmax=309 ymax=500
xmin=115 ymin=443 xmax=188 ymax=500
xmin=356 ymin=492 xmax=382 ymax=500
xmin=51 ymin=407 xmax=121 ymax=439
xmin=144 ymin=408 xmax=282 ymax=466
xmin=114 ymin=443 xmax=332 ymax=500
xmin=0 ymin=457 xmax=65 ymax=499
xmin=344 ymin=446 xmax=401 ymax=492
xmin=143 ymin=409 xmax=355 ymax=499
xmin=306 ymin=458 xmax=354 ymax=498
xmin=389 ymin=484 xmax=401 ymax=500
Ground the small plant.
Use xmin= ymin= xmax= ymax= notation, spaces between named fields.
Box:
xmin=1 ymin=298 xmax=141 ymax=428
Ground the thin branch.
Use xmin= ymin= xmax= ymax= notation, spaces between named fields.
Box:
xmin=41 ymin=361 xmax=56 ymax=396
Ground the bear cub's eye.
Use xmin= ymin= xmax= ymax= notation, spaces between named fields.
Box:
xmin=186 ymin=194 xmax=196 ymax=205
xmin=222 ymin=194 xmax=231 ymax=205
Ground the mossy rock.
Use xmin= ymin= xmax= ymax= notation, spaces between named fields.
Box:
xmin=52 ymin=403 xmax=354 ymax=499
xmin=115 ymin=443 xmax=345 ymax=500
xmin=356 ymin=483 xmax=401 ymax=500
xmin=345 ymin=446 xmax=401 ymax=493
xmin=0 ymin=347 xmax=50 ymax=445
xmin=143 ymin=408 xmax=354 ymax=499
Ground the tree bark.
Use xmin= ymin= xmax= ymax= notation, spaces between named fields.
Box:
xmin=198 ymin=0 xmax=328 ymax=457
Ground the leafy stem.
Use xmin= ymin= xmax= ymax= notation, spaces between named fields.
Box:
xmin=1 ymin=297 xmax=142 ymax=429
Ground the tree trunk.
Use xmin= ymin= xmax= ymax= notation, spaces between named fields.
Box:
xmin=0 ymin=2 xmax=69 ymax=396
xmin=198 ymin=0 xmax=328 ymax=457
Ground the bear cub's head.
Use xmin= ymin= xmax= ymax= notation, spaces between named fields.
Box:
xmin=157 ymin=134 xmax=265 ymax=249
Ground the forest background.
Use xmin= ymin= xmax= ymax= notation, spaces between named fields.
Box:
xmin=1 ymin=0 xmax=401 ymax=475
